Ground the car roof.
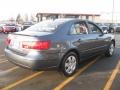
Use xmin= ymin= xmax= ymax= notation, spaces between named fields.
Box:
xmin=54 ymin=18 xmax=88 ymax=23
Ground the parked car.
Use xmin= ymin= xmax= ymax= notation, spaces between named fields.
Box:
xmin=99 ymin=25 xmax=109 ymax=33
xmin=113 ymin=23 xmax=120 ymax=32
xmin=96 ymin=23 xmax=111 ymax=33
xmin=96 ymin=23 xmax=104 ymax=26
xmin=108 ymin=23 xmax=117 ymax=33
xmin=22 ymin=21 xmax=34 ymax=30
xmin=2 ymin=23 xmax=18 ymax=34
xmin=5 ymin=19 xmax=115 ymax=77
xmin=0 ymin=23 xmax=7 ymax=32
xmin=0 ymin=27 xmax=2 ymax=32
xmin=16 ymin=24 xmax=22 ymax=32
xmin=115 ymin=25 xmax=120 ymax=32
xmin=0 ymin=24 xmax=4 ymax=32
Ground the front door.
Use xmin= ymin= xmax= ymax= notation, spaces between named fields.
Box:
xmin=70 ymin=21 xmax=100 ymax=60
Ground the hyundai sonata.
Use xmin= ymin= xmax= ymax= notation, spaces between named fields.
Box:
xmin=5 ymin=19 xmax=115 ymax=76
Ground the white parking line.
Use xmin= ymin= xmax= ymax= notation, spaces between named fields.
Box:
xmin=103 ymin=61 xmax=120 ymax=90
xmin=0 ymin=60 xmax=8 ymax=64
xmin=0 ymin=58 xmax=7 ymax=61
xmin=1 ymin=71 xmax=44 ymax=90
xmin=0 ymin=55 xmax=5 ymax=57
xmin=6 ymin=66 xmax=19 ymax=72
xmin=54 ymin=56 xmax=100 ymax=90
xmin=0 ymin=66 xmax=19 ymax=76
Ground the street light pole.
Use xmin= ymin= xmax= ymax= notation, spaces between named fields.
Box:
xmin=112 ymin=0 xmax=115 ymax=23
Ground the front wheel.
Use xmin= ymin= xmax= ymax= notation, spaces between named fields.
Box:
xmin=4 ymin=32 xmax=9 ymax=34
xmin=105 ymin=42 xmax=115 ymax=57
xmin=61 ymin=52 xmax=78 ymax=77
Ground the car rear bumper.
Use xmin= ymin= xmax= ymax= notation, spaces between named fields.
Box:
xmin=116 ymin=28 xmax=120 ymax=32
xmin=5 ymin=48 xmax=61 ymax=70
xmin=3 ymin=29 xmax=16 ymax=32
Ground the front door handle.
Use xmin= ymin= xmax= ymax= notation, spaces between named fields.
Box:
xmin=96 ymin=37 xmax=103 ymax=40
xmin=77 ymin=39 xmax=81 ymax=42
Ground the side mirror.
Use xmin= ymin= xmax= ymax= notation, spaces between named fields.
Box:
xmin=103 ymin=30 xmax=108 ymax=34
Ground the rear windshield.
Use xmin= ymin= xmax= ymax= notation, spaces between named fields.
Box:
xmin=25 ymin=20 xmax=65 ymax=32
xmin=5 ymin=24 xmax=16 ymax=26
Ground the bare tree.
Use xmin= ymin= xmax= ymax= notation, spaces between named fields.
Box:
xmin=25 ymin=14 xmax=29 ymax=22
xmin=16 ymin=14 xmax=23 ymax=24
xmin=9 ymin=17 xmax=15 ymax=22
xmin=30 ymin=15 xmax=36 ymax=22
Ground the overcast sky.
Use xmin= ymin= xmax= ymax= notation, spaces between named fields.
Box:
xmin=0 ymin=0 xmax=120 ymax=20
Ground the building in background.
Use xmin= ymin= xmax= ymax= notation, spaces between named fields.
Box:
xmin=36 ymin=12 xmax=100 ymax=22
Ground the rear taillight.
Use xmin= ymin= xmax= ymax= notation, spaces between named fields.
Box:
xmin=6 ymin=37 xmax=11 ymax=45
xmin=22 ymin=41 xmax=51 ymax=50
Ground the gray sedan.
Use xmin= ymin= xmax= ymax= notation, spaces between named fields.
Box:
xmin=5 ymin=19 xmax=115 ymax=76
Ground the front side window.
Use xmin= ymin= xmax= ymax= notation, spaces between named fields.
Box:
xmin=70 ymin=22 xmax=88 ymax=35
xmin=88 ymin=22 xmax=102 ymax=34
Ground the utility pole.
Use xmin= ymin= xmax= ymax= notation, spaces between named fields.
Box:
xmin=112 ymin=0 xmax=115 ymax=24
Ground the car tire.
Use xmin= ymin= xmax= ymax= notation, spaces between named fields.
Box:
xmin=4 ymin=32 xmax=9 ymax=34
xmin=61 ymin=52 xmax=78 ymax=77
xmin=105 ymin=41 xmax=115 ymax=57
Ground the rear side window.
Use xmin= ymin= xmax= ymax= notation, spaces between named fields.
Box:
xmin=70 ymin=22 xmax=88 ymax=35
xmin=25 ymin=20 xmax=65 ymax=32
xmin=5 ymin=24 xmax=16 ymax=26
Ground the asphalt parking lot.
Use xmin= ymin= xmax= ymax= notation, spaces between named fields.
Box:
xmin=0 ymin=33 xmax=120 ymax=90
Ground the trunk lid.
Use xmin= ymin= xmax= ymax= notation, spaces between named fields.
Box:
xmin=7 ymin=31 xmax=52 ymax=54
xmin=14 ymin=31 xmax=53 ymax=37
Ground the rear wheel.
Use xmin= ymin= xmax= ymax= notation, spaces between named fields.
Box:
xmin=61 ymin=52 xmax=78 ymax=77
xmin=105 ymin=42 xmax=115 ymax=57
